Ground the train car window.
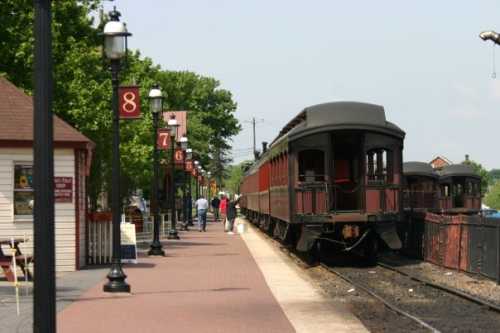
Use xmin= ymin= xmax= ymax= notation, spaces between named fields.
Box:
xmin=441 ymin=184 xmax=450 ymax=197
xmin=298 ymin=149 xmax=325 ymax=182
xmin=366 ymin=148 xmax=392 ymax=184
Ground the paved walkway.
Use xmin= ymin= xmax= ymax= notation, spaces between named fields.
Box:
xmin=58 ymin=220 xmax=294 ymax=333
xmin=51 ymin=217 xmax=367 ymax=332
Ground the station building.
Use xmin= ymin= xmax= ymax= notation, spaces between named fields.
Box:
xmin=0 ymin=77 xmax=94 ymax=272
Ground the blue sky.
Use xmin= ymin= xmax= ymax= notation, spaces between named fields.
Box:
xmin=107 ymin=0 xmax=500 ymax=168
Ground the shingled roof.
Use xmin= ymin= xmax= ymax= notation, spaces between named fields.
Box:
xmin=0 ymin=76 xmax=93 ymax=148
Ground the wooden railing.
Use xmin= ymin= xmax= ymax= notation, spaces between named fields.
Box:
xmin=402 ymin=190 xmax=438 ymax=210
xmin=295 ymin=182 xmax=329 ymax=214
xmin=87 ymin=212 xmax=113 ymax=265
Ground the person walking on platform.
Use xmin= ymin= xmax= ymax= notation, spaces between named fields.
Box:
xmin=226 ymin=196 xmax=240 ymax=234
xmin=211 ymin=196 xmax=220 ymax=221
xmin=195 ymin=196 xmax=209 ymax=232
xmin=219 ymin=194 xmax=229 ymax=228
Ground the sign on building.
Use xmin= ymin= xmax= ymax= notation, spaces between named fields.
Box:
xmin=54 ymin=177 xmax=73 ymax=203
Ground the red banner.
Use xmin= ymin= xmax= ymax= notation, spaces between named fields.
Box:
xmin=185 ymin=160 xmax=193 ymax=172
xmin=174 ymin=149 xmax=184 ymax=164
xmin=157 ymin=129 xmax=170 ymax=150
xmin=119 ymin=86 xmax=141 ymax=119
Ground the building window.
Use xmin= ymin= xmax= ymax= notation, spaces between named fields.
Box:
xmin=14 ymin=163 xmax=34 ymax=218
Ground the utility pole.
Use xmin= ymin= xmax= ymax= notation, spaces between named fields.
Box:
xmin=244 ymin=117 xmax=264 ymax=160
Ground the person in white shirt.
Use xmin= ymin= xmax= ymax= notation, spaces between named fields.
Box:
xmin=195 ymin=196 xmax=209 ymax=232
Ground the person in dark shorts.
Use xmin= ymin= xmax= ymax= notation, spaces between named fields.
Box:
xmin=226 ymin=196 xmax=240 ymax=234
xmin=211 ymin=196 xmax=220 ymax=221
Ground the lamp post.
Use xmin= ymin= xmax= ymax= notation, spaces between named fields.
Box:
xmin=33 ymin=0 xmax=55 ymax=331
xmin=103 ymin=7 xmax=131 ymax=293
xmin=186 ymin=148 xmax=193 ymax=226
xmin=179 ymin=136 xmax=188 ymax=229
xmin=148 ymin=85 xmax=165 ymax=256
xmin=194 ymin=160 xmax=200 ymax=199
xmin=207 ymin=171 xmax=212 ymax=200
xmin=168 ymin=115 xmax=180 ymax=239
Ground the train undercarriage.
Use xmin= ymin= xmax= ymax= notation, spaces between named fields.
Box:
xmin=241 ymin=208 xmax=402 ymax=265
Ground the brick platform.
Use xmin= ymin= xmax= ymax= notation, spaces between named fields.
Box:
xmin=58 ymin=220 xmax=295 ymax=333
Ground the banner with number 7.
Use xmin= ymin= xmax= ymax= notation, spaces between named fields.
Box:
xmin=157 ymin=128 xmax=171 ymax=149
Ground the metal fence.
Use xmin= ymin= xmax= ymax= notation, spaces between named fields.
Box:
xmin=399 ymin=212 xmax=500 ymax=283
xmin=86 ymin=212 xmax=174 ymax=265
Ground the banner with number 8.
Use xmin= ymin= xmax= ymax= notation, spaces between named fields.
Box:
xmin=119 ymin=86 xmax=141 ymax=119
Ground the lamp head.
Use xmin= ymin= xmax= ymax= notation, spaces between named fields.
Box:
xmin=103 ymin=6 xmax=131 ymax=60
xmin=179 ymin=135 xmax=188 ymax=151
xmin=148 ymin=84 xmax=164 ymax=114
xmin=479 ymin=30 xmax=500 ymax=43
xmin=167 ymin=114 xmax=179 ymax=137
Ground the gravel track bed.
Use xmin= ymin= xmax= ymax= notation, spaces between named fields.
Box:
xmin=381 ymin=252 xmax=500 ymax=308
xmin=330 ymin=262 xmax=500 ymax=332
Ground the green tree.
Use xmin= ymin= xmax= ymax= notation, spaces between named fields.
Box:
xmin=490 ymin=169 xmax=500 ymax=184
xmin=461 ymin=156 xmax=491 ymax=195
xmin=224 ymin=160 xmax=253 ymax=194
xmin=485 ymin=181 xmax=500 ymax=209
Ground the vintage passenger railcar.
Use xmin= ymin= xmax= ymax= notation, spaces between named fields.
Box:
xmin=437 ymin=164 xmax=481 ymax=213
xmin=401 ymin=162 xmax=481 ymax=214
xmin=240 ymin=102 xmax=405 ymax=260
xmin=402 ymin=162 xmax=439 ymax=211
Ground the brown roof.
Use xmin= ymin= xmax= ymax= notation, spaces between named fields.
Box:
xmin=163 ymin=111 xmax=188 ymax=141
xmin=0 ymin=76 xmax=93 ymax=147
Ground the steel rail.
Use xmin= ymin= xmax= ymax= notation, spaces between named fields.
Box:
xmin=378 ymin=261 xmax=500 ymax=314
xmin=319 ymin=263 xmax=440 ymax=333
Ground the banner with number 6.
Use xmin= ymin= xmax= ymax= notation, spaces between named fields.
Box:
xmin=119 ymin=86 xmax=141 ymax=119
xmin=157 ymin=128 xmax=170 ymax=150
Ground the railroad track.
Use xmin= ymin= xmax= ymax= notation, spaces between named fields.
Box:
xmin=319 ymin=260 xmax=500 ymax=332
xmin=320 ymin=263 xmax=441 ymax=332
xmin=377 ymin=260 xmax=500 ymax=314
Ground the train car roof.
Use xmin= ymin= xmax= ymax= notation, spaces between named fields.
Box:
xmin=273 ymin=101 xmax=405 ymax=144
xmin=403 ymin=161 xmax=439 ymax=178
xmin=245 ymin=101 xmax=405 ymax=177
xmin=438 ymin=164 xmax=480 ymax=179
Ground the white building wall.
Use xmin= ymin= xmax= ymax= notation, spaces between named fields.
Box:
xmin=0 ymin=148 xmax=76 ymax=272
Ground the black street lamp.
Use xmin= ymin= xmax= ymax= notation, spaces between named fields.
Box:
xmin=194 ymin=160 xmax=200 ymax=200
xmin=168 ymin=115 xmax=180 ymax=239
xmin=148 ymin=85 xmax=165 ymax=256
xmin=33 ymin=0 xmax=55 ymax=331
xmin=186 ymin=148 xmax=193 ymax=226
xmin=207 ymin=171 xmax=212 ymax=200
xmin=103 ymin=7 xmax=131 ymax=293
xmin=179 ymin=135 xmax=188 ymax=230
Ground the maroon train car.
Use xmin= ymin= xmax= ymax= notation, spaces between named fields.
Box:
xmin=402 ymin=162 xmax=481 ymax=214
xmin=240 ymin=102 xmax=405 ymax=260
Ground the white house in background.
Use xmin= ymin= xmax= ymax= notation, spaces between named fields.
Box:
xmin=0 ymin=77 xmax=94 ymax=272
